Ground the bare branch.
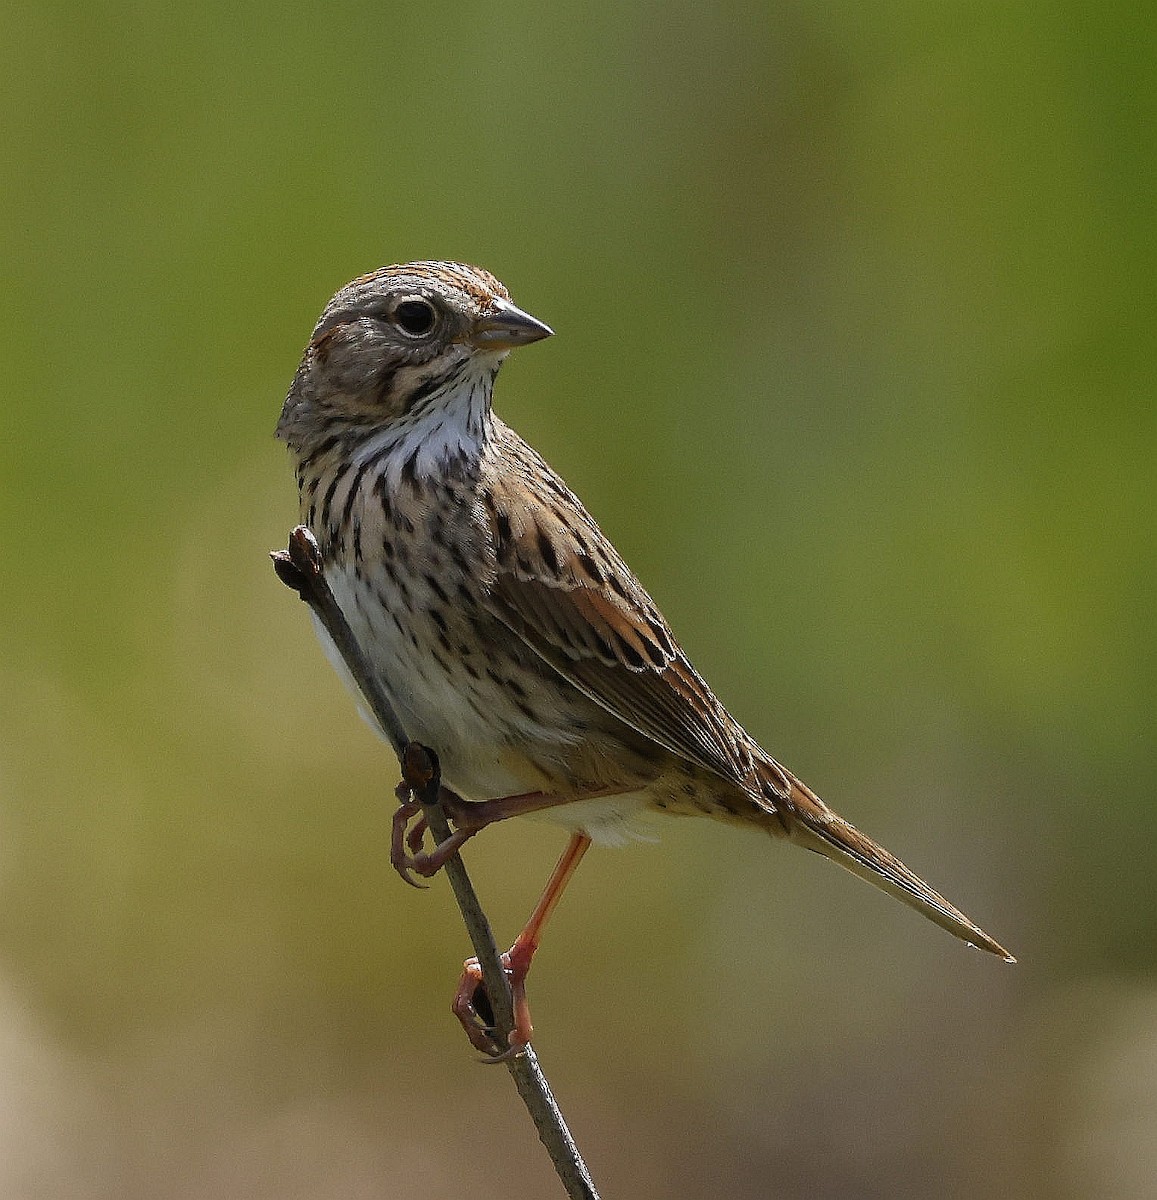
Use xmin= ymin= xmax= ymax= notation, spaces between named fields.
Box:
xmin=272 ymin=526 xmax=601 ymax=1200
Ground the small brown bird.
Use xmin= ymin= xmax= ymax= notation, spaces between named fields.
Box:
xmin=278 ymin=261 xmax=1013 ymax=1054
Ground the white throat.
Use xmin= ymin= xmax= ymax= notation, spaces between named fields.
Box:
xmin=352 ymin=359 xmax=496 ymax=487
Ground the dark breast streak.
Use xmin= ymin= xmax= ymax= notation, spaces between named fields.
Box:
xmin=297 ymin=425 xmax=774 ymax=822
xmin=302 ymin=445 xmax=663 ymax=799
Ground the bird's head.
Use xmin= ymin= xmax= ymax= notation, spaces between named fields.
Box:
xmin=277 ymin=261 xmax=552 ymax=451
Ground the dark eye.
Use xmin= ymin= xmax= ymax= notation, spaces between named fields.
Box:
xmin=393 ymin=298 xmax=437 ymax=337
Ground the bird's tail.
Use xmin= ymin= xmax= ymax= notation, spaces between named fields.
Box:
xmin=765 ymin=765 xmax=1015 ymax=962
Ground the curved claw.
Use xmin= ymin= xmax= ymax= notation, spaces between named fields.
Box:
xmin=451 ymin=949 xmax=534 ymax=1061
xmin=406 ymin=813 xmax=429 ymax=856
xmin=479 ymin=1038 xmax=526 ymax=1065
xmin=451 ymin=960 xmax=501 ymax=1057
xmin=390 ymin=791 xmax=477 ymax=886
xmin=390 ymin=797 xmax=429 ymax=889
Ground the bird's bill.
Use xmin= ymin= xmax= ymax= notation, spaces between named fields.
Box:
xmin=468 ymin=298 xmax=554 ymax=350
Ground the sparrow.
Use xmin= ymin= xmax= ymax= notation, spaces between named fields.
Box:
xmin=277 ymin=261 xmax=1013 ymax=1054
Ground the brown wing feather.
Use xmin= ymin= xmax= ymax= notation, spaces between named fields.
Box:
xmin=481 ymin=430 xmax=774 ymax=794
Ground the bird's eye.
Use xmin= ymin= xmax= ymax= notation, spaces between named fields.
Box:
xmin=393 ymin=298 xmax=437 ymax=337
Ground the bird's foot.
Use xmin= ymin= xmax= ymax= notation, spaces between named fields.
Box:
xmin=389 ymin=783 xmax=475 ymax=888
xmin=451 ymin=939 xmax=535 ymax=1061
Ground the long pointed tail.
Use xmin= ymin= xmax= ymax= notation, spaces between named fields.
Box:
xmin=771 ymin=768 xmax=1015 ymax=962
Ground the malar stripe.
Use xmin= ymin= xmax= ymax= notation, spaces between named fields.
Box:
xmin=317 ymin=468 xmax=344 ymax=533
xmin=298 ymin=433 xmax=341 ymax=473
xmin=403 ymin=362 xmax=466 ymax=417
xmin=339 ymin=458 xmax=372 ymax=531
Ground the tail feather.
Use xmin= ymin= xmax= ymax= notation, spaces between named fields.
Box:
xmin=775 ymin=771 xmax=1015 ymax=963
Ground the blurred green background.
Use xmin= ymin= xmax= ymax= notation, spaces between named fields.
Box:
xmin=2 ymin=3 xmax=1154 ymax=1197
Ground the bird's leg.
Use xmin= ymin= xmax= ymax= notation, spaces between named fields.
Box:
xmin=389 ymin=778 xmax=615 ymax=885
xmin=453 ymin=831 xmax=592 ymax=1058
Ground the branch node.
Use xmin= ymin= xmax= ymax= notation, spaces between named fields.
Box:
xmin=402 ymin=742 xmax=439 ymax=796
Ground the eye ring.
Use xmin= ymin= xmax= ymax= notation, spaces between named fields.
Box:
xmin=392 ymin=297 xmax=438 ymax=338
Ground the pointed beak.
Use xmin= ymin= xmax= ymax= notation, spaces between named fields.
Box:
xmin=469 ymin=297 xmax=554 ymax=351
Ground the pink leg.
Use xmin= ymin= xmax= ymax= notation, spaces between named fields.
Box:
xmin=453 ymin=831 xmax=592 ymax=1058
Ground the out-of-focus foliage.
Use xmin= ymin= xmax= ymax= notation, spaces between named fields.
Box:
xmin=1 ymin=4 xmax=1153 ymax=1196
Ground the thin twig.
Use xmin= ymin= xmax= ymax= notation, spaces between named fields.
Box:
xmin=272 ymin=525 xmax=601 ymax=1200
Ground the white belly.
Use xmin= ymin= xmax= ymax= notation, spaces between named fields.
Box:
xmin=318 ymin=563 xmax=578 ymax=801
xmin=314 ymin=564 xmax=659 ymax=845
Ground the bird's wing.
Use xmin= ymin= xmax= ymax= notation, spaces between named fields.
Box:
xmin=480 ymin=435 xmax=784 ymax=798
